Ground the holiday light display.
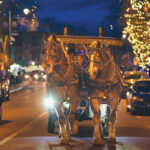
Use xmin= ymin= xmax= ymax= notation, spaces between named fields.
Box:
xmin=121 ymin=0 xmax=150 ymax=68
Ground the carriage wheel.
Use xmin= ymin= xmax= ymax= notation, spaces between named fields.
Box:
xmin=48 ymin=111 xmax=57 ymax=133
xmin=0 ymin=105 xmax=2 ymax=121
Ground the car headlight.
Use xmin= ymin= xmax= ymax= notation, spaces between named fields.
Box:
xmin=24 ymin=74 xmax=30 ymax=79
xmin=34 ymin=74 xmax=39 ymax=80
xmin=43 ymin=74 xmax=47 ymax=79
xmin=133 ymin=96 xmax=143 ymax=102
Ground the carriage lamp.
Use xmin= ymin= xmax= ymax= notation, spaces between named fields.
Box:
xmin=44 ymin=96 xmax=55 ymax=109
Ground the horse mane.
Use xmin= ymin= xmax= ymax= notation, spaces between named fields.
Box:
xmin=47 ymin=34 xmax=70 ymax=65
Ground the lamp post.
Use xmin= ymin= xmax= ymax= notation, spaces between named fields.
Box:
xmin=8 ymin=1 xmax=30 ymax=58
xmin=8 ymin=0 xmax=13 ymax=58
xmin=1 ymin=0 xmax=30 ymax=58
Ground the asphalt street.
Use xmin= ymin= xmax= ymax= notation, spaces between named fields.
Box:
xmin=0 ymin=81 xmax=150 ymax=150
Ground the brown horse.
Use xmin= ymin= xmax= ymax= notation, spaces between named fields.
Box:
xmin=84 ymin=41 xmax=122 ymax=144
xmin=42 ymin=34 xmax=81 ymax=144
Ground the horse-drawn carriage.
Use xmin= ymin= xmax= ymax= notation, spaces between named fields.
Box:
xmin=42 ymin=34 xmax=122 ymax=145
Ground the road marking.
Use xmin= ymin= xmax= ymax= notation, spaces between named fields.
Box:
xmin=10 ymin=87 xmax=23 ymax=93
xmin=0 ymin=112 xmax=47 ymax=146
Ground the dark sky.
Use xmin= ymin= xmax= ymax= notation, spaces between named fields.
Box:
xmin=37 ymin=0 xmax=121 ymax=34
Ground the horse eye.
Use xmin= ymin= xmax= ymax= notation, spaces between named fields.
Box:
xmin=46 ymin=64 xmax=50 ymax=67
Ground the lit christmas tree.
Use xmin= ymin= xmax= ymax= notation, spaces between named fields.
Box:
xmin=120 ymin=0 xmax=150 ymax=68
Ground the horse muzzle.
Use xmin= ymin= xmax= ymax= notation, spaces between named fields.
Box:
xmin=45 ymin=64 xmax=53 ymax=74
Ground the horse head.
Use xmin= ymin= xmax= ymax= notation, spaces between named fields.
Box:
xmin=86 ymin=41 xmax=115 ymax=81
xmin=87 ymin=48 xmax=103 ymax=80
xmin=42 ymin=34 xmax=63 ymax=74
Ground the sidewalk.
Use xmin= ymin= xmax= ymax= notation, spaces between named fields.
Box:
xmin=9 ymin=80 xmax=30 ymax=94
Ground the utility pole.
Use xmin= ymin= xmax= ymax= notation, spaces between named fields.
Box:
xmin=8 ymin=0 xmax=13 ymax=58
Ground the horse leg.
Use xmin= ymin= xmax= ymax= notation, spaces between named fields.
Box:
xmin=91 ymin=99 xmax=103 ymax=145
xmin=108 ymin=104 xmax=117 ymax=143
xmin=69 ymin=99 xmax=78 ymax=135
xmin=65 ymin=112 xmax=71 ymax=138
xmin=103 ymin=105 xmax=111 ymax=137
xmin=57 ymin=104 xmax=69 ymax=145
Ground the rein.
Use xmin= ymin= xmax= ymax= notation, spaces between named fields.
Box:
xmin=89 ymin=50 xmax=114 ymax=71
xmin=99 ymin=56 xmax=113 ymax=70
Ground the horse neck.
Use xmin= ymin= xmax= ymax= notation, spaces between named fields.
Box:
xmin=96 ymin=49 xmax=115 ymax=82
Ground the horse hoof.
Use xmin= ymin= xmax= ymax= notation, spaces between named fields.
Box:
xmin=60 ymin=138 xmax=69 ymax=145
xmin=93 ymin=139 xmax=104 ymax=146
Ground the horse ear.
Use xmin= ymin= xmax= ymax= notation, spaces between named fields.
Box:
xmin=43 ymin=34 xmax=48 ymax=43
xmin=51 ymin=33 xmax=57 ymax=42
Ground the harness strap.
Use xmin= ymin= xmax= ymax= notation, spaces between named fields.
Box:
xmin=99 ymin=56 xmax=113 ymax=70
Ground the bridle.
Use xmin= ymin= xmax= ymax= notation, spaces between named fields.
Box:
xmin=43 ymin=40 xmax=72 ymax=80
xmin=88 ymin=49 xmax=113 ymax=71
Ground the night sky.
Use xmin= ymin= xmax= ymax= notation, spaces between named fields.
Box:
xmin=37 ymin=0 xmax=121 ymax=35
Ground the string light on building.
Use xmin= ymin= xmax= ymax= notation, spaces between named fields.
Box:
xmin=121 ymin=0 xmax=150 ymax=68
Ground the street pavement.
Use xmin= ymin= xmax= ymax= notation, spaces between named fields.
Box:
xmin=0 ymin=82 xmax=150 ymax=150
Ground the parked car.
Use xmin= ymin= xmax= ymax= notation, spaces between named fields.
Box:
xmin=0 ymin=78 xmax=10 ymax=122
xmin=1 ymin=78 xmax=10 ymax=101
xmin=38 ymin=71 xmax=47 ymax=81
xmin=121 ymin=70 xmax=148 ymax=98
xmin=24 ymin=72 xmax=31 ymax=80
xmin=126 ymin=79 xmax=150 ymax=114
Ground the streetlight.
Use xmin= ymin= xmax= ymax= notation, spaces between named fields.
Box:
xmin=23 ymin=8 xmax=30 ymax=15
xmin=1 ymin=0 xmax=30 ymax=58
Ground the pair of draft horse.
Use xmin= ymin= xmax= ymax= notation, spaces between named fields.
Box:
xmin=42 ymin=34 xmax=122 ymax=145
